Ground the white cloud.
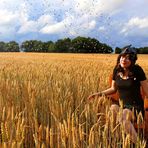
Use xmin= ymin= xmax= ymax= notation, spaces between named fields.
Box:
xmin=38 ymin=15 xmax=55 ymax=25
xmin=0 ymin=1 xmax=29 ymax=37
xmin=121 ymin=17 xmax=148 ymax=36
xmin=40 ymin=22 xmax=65 ymax=34
xmin=93 ymin=0 xmax=127 ymax=16
xmin=0 ymin=9 xmax=19 ymax=26
xmin=88 ymin=20 xmax=96 ymax=29
xmin=0 ymin=0 xmax=22 ymax=9
xmin=18 ymin=21 xmax=38 ymax=34
xmin=0 ymin=0 xmax=148 ymax=47
xmin=80 ymin=20 xmax=96 ymax=30
xmin=98 ymin=26 xmax=106 ymax=31
xmin=127 ymin=17 xmax=148 ymax=29
xmin=0 ymin=9 xmax=20 ymax=39
xmin=18 ymin=15 xmax=56 ymax=34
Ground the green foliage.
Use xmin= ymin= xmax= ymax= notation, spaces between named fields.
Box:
xmin=0 ymin=41 xmax=6 ymax=52
xmin=42 ymin=41 xmax=55 ymax=52
xmin=21 ymin=40 xmax=44 ymax=52
xmin=101 ymin=43 xmax=113 ymax=53
xmin=1 ymin=37 xmax=148 ymax=54
xmin=21 ymin=40 xmax=56 ymax=52
xmin=54 ymin=38 xmax=71 ymax=53
xmin=71 ymin=36 xmax=113 ymax=53
xmin=6 ymin=41 xmax=20 ymax=52
xmin=19 ymin=36 xmax=112 ymax=53
xmin=0 ymin=41 xmax=19 ymax=52
xmin=115 ymin=47 xmax=122 ymax=53
xmin=137 ymin=47 xmax=148 ymax=54
xmin=115 ymin=46 xmax=148 ymax=54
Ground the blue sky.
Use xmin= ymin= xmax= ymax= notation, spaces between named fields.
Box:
xmin=0 ymin=0 xmax=148 ymax=48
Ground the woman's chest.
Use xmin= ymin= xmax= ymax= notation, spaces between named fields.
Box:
xmin=115 ymin=76 xmax=139 ymax=89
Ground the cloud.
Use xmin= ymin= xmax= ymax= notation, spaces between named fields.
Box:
xmin=18 ymin=21 xmax=38 ymax=34
xmin=0 ymin=10 xmax=18 ymax=26
xmin=0 ymin=9 xmax=20 ymax=40
xmin=125 ymin=17 xmax=148 ymax=29
xmin=121 ymin=17 xmax=148 ymax=36
xmin=87 ymin=20 xmax=96 ymax=29
xmin=0 ymin=0 xmax=148 ymax=48
xmin=98 ymin=26 xmax=106 ymax=32
xmin=18 ymin=15 xmax=56 ymax=34
xmin=40 ymin=22 xmax=65 ymax=34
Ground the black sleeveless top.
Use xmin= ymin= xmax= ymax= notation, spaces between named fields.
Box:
xmin=112 ymin=65 xmax=146 ymax=113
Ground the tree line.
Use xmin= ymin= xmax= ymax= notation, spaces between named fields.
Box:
xmin=0 ymin=37 xmax=113 ymax=53
xmin=0 ymin=41 xmax=20 ymax=52
xmin=0 ymin=37 xmax=148 ymax=53
xmin=115 ymin=47 xmax=148 ymax=54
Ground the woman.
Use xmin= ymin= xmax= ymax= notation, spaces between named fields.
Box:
xmin=88 ymin=45 xmax=148 ymax=143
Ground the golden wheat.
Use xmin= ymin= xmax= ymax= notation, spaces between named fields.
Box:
xmin=0 ymin=53 xmax=147 ymax=147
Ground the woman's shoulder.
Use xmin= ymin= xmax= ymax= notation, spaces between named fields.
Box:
xmin=133 ymin=64 xmax=146 ymax=80
xmin=113 ymin=66 xmax=118 ymax=74
xmin=133 ymin=64 xmax=143 ymax=71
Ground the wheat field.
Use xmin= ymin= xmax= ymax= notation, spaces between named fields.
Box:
xmin=0 ymin=53 xmax=148 ymax=148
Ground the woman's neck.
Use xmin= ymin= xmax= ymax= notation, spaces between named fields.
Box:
xmin=123 ymin=67 xmax=130 ymax=73
xmin=123 ymin=68 xmax=129 ymax=74
xmin=120 ymin=71 xmax=129 ymax=79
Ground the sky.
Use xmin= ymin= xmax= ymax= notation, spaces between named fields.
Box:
xmin=0 ymin=0 xmax=148 ymax=48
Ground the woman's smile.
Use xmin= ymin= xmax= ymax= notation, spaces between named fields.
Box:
xmin=120 ymin=56 xmax=131 ymax=68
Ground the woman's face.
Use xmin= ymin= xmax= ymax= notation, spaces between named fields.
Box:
xmin=120 ymin=54 xmax=131 ymax=69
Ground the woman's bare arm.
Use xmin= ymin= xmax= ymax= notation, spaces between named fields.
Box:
xmin=88 ymin=80 xmax=117 ymax=100
xmin=140 ymin=80 xmax=148 ymax=99
xmin=101 ymin=80 xmax=117 ymax=95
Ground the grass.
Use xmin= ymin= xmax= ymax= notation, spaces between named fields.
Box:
xmin=0 ymin=53 xmax=147 ymax=147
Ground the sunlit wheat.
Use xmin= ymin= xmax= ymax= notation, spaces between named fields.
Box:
xmin=0 ymin=53 xmax=147 ymax=147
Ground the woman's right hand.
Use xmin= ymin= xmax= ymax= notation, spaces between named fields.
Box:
xmin=87 ymin=92 xmax=101 ymax=101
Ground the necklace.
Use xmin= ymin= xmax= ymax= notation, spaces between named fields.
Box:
xmin=119 ymin=73 xmax=129 ymax=80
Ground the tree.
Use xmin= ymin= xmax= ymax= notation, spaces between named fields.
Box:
xmin=21 ymin=40 xmax=44 ymax=52
xmin=0 ymin=41 xmax=6 ymax=52
xmin=21 ymin=40 xmax=33 ymax=52
xmin=5 ymin=41 xmax=20 ymax=52
xmin=43 ymin=41 xmax=55 ymax=52
xmin=71 ymin=36 xmax=113 ymax=53
xmin=115 ymin=47 xmax=122 ymax=53
xmin=54 ymin=38 xmax=71 ymax=53
xmin=101 ymin=43 xmax=113 ymax=53
xmin=137 ymin=47 xmax=148 ymax=54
